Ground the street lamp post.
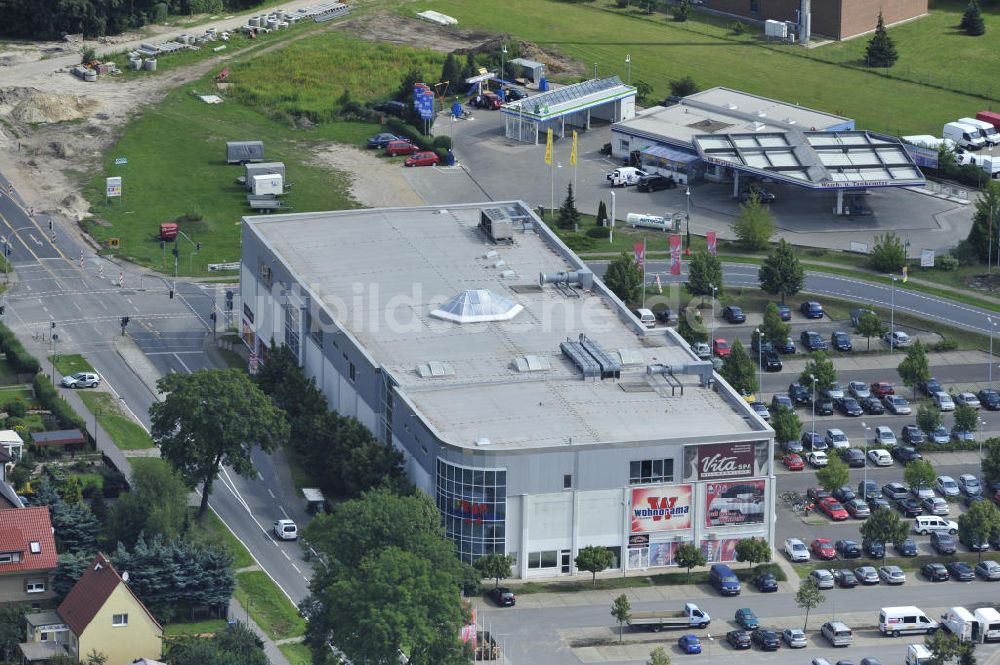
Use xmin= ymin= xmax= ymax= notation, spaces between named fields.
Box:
xmin=889 ymin=275 xmax=897 ymax=354
xmin=980 ymin=418 xmax=987 ymax=488
xmin=685 ymin=187 xmax=691 ymax=256
xmin=810 ymin=374 xmax=817 ymax=440
xmin=989 ymin=316 xmax=996 ymax=389
xmin=709 ymin=284 xmax=717 ymax=344
xmin=501 ymin=44 xmax=507 ymax=83
xmin=755 ymin=327 xmax=762 ymax=395
xmin=861 ymin=422 xmax=871 ymax=494
xmin=625 ymin=53 xmax=631 ymax=85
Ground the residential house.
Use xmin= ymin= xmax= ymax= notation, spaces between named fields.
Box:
xmin=0 ymin=429 xmax=23 ymax=464
xmin=0 ymin=506 xmax=56 ymax=608
xmin=19 ymin=553 xmax=163 ymax=664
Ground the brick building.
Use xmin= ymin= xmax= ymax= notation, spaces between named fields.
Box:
xmin=703 ymin=0 xmax=928 ymax=40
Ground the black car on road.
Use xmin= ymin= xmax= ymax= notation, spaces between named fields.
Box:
xmin=774 ymin=337 xmax=796 ymax=354
xmin=814 ymin=397 xmax=834 ymax=416
xmin=373 ymin=100 xmax=408 ymax=117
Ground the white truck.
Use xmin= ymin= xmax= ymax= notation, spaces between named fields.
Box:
xmin=943 ymin=121 xmax=987 ymax=151
xmin=627 ymin=602 xmax=711 ymax=631
xmin=975 ymin=607 xmax=1000 ymax=643
xmin=942 ymin=607 xmax=979 ymax=643
xmin=959 ymin=117 xmax=1000 ymax=146
xmin=606 ymin=167 xmax=647 ymax=187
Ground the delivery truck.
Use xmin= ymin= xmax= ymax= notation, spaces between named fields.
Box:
xmin=942 ymin=607 xmax=979 ymax=643
xmin=627 ymin=602 xmax=710 ymax=632
xmin=975 ymin=607 xmax=1000 ymax=643
xmin=959 ymin=118 xmax=1000 ymax=146
xmin=943 ymin=122 xmax=986 ymax=151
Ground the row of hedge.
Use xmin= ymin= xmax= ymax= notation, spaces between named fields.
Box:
xmin=0 ymin=322 xmax=85 ymax=430
xmin=0 ymin=324 xmax=40 ymax=374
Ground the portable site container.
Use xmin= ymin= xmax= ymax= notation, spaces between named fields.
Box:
xmin=226 ymin=140 xmax=264 ymax=165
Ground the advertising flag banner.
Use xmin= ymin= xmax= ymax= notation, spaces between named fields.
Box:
xmin=669 ymin=234 xmax=682 ymax=275
xmin=106 ymin=177 xmax=122 ymax=198
xmin=707 ymin=231 xmax=717 ymax=256
xmin=630 ymin=485 xmax=693 ymax=533
xmin=704 ymin=479 xmax=766 ymax=527
xmin=920 ymin=249 xmax=935 ymax=268
xmin=544 ymin=128 xmax=553 ymax=165
xmin=633 ymin=243 xmax=645 ymax=272
xmin=570 ymin=130 xmax=578 ymax=166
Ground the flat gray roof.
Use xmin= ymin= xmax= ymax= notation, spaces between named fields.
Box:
xmin=501 ymin=76 xmax=635 ymax=121
xmin=245 ymin=203 xmax=764 ymax=451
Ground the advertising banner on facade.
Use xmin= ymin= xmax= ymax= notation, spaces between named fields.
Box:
xmin=705 ymin=479 xmax=766 ymax=527
xmin=700 ymin=537 xmax=742 ymax=563
xmin=649 ymin=541 xmax=682 ymax=567
xmin=683 ymin=441 xmax=767 ymax=481
xmin=630 ymin=485 xmax=692 ymax=533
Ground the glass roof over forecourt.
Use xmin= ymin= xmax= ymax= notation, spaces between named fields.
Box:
xmin=431 ymin=289 xmax=524 ymax=324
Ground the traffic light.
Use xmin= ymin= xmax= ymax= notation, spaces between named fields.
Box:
xmin=48 ymin=220 xmax=52 ymax=231
xmin=210 ymin=312 xmax=217 ymax=322
xmin=169 ymin=289 xmax=174 ymax=299
xmin=120 ymin=316 xmax=130 ymax=327
xmin=0 ymin=305 xmax=5 ymax=316
xmin=172 ymin=246 xmax=179 ymax=258
xmin=225 ymin=290 xmax=234 ymax=310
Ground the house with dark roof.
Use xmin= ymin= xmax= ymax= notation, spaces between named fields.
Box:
xmin=19 ymin=553 xmax=162 ymax=664
xmin=0 ymin=506 xmax=57 ymax=608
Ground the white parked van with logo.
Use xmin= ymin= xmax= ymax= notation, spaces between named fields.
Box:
xmin=606 ymin=167 xmax=647 ymax=187
xmin=879 ymin=606 xmax=939 ymax=637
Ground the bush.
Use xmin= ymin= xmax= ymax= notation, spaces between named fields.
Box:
xmin=0 ymin=324 xmax=41 ymax=375
xmin=933 ymin=337 xmax=959 ymax=352
xmin=32 ymin=374 xmax=85 ymax=430
xmin=729 ymin=21 xmax=747 ymax=35
xmin=936 ymin=254 xmax=960 ymax=271
xmin=586 ymin=226 xmax=611 ymax=239
xmin=6 ymin=399 xmax=27 ymax=418
xmin=432 ymin=135 xmax=453 ymax=151
xmin=151 ymin=2 xmax=168 ymax=23
xmin=384 ymin=118 xmax=448 ymax=160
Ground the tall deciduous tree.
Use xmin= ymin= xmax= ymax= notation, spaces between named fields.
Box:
xmin=104 ymin=461 xmax=189 ymax=549
xmin=904 ymin=459 xmax=937 ymax=492
xmin=758 ymin=239 xmax=804 ymax=303
xmin=440 ymin=52 xmax=462 ymax=90
xmin=859 ymin=507 xmax=909 ymax=564
xmin=151 ymin=369 xmax=289 ymax=518
xmin=866 ymin=10 xmax=899 ymax=68
xmin=611 ymin=594 xmax=631 ymax=644
xmin=870 ymin=232 xmax=907 ymax=273
xmin=604 ymin=251 xmax=643 ymax=308
xmin=0 ymin=605 xmax=25 ymax=662
xmin=954 ymin=403 xmax=979 ymax=434
xmin=733 ymin=194 xmax=775 ymax=251
xmin=734 ymin=538 xmax=771 ymax=568
xmin=966 ymin=182 xmax=1000 ymax=263
xmin=576 ymin=546 xmax=615 ymax=585
xmin=474 ymin=553 xmax=514 ymax=589
xmin=799 ymin=352 xmax=837 ymax=394
xmin=957 ymin=500 xmax=1000 ymax=561
xmin=771 ymin=406 xmax=801 ymax=447
xmin=983 ymin=438 xmax=1000 ymax=487
xmin=720 ymin=339 xmax=758 ymax=395
xmin=816 ymin=454 xmax=849 ymax=492
xmin=795 ymin=579 xmax=825 ymax=631
xmin=917 ymin=404 xmax=943 ymax=434
xmin=857 ymin=310 xmax=886 ymax=351
xmin=897 ymin=339 xmax=930 ymax=400
xmin=687 ymin=250 xmax=723 ymax=297
xmin=674 ymin=543 xmax=706 ymax=582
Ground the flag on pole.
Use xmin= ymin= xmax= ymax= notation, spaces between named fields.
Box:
xmin=902 ymin=266 xmax=908 ymax=282
xmin=544 ymin=128 xmax=553 ymax=165
xmin=569 ymin=130 xmax=577 ymax=166
xmin=670 ymin=235 xmax=682 ymax=276
xmin=707 ymin=231 xmax=717 ymax=256
xmin=633 ymin=243 xmax=645 ymax=273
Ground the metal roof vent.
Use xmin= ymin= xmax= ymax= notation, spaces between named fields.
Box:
xmin=515 ymin=355 xmax=551 ymax=373
xmin=416 ymin=361 xmax=456 ymax=378
xmin=727 ymin=103 xmax=739 ymax=110
xmin=430 ymin=289 xmax=523 ymax=323
xmin=500 ymin=270 xmax=516 ymax=279
xmin=756 ymin=110 xmax=767 ymax=118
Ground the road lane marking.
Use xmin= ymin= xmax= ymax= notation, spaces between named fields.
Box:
xmin=267 ymin=488 xmax=275 ymax=499
xmin=172 ymin=353 xmax=192 ymax=373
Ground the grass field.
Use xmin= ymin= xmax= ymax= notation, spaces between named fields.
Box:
xmin=49 ymin=353 xmax=95 ymax=376
xmin=190 ymin=508 xmax=257 ymax=569
xmin=78 ymin=391 xmax=155 ymax=450
xmin=278 ymin=641 xmax=311 ymax=665
xmin=163 ymin=617 xmax=229 ymax=636
xmin=234 ymin=570 xmax=306 ymax=641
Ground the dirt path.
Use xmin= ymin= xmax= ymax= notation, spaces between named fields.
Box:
xmin=309 ymin=146 xmax=425 ymax=208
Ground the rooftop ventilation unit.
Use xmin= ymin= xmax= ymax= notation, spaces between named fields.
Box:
xmin=580 ymin=335 xmax=621 ymax=379
xmin=416 ymin=361 xmax=456 ymax=378
xmin=480 ymin=207 xmax=515 ymax=243
xmin=617 ymin=349 xmax=645 ymax=366
xmin=475 ymin=437 xmax=492 ymax=446
xmin=560 ymin=338 xmax=601 ymax=379
xmin=646 ymin=363 xmax=684 ymax=396
xmin=683 ymin=361 xmax=715 ymax=387
xmin=538 ymin=270 xmax=594 ymax=298
xmin=561 ymin=334 xmax=620 ymax=380
xmin=515 ymin=355 xmax=551 ymax=372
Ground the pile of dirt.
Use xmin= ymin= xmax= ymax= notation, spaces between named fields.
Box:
xmin=0 ymin=88 xmax=100 ymax=124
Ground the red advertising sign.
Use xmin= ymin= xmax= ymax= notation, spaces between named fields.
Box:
xmin=669 ymin=234 xmax=681 ymax=275
xmin=633 ymin=243 xmax=645 ymax=273
xmin=630 ymin=485 xmax=692 ymax=533
xmin=700 ymin=537 xmax=742 ymax=563
xmin=707 ymin=231 xmax=717 ymax=256
xmin=705 ymin=479 xmax=766 ymax=527
xmin=686 ymin=442 xmax=759 ymax=480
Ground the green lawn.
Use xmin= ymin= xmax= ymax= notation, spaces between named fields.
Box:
xmin=78 ymin=391 xmax=155 ymax=450
xmin=190 ymin=508 xmax=256 ymax=569
xmin=162 ymin=617 xmax=229 ymax=636
xmin=278 ymin=641 xmax=312 ymax=665
xmin=49 ymin=353 xmax=95 ymax=376
xmin=0 ymin=387 xmax=33 ymax=410
xmin=234 ymin=571 xmax=306 ymax=641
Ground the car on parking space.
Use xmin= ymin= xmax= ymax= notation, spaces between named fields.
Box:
xmin=920 ymin=377 xmax=943 ymax=396
xmin=956 ymin=392 xmax=981 ymax=409
xmin=884 ymin=395 xmax=912 ymax=415
xmin=979 ymin=388 xmax=1000 ymax=410
xmin=788 ymin=382 xmax=811 ymax=406
xmin=782 ymin=453 xmax=805 ymax=471
xmin=832 ymin=486 xmax=856 ymax=503
xmin=489 ymin=586 xmax=516 ymax=606
xmin=713 ymin=338 xmax=731 ymax=357
xmin=930 ymin=532 xmax=957 ymax=555
xmin=775 ymin=337 xmax=797 ymax=354
xmin=870 ymin=381 xmax=895 ymax=397
xmin=690 ymin=342 xmax=711 ymax=359
xmin=896 ymin=497 xmax=924 ymax=518
xmin=800 ymin=301 xmax=824 ymax=319
xmin=811 ymin=539 xmax=837 ymax=560
xmin=861 ymin=396 xmax=885 ymax=415
xmin=861 ymin=658 xmax=882 ymax=665
xmin=932 ymin=392 xmax=955 ymax=411
xmin=922 ymin=497 xmax=949 ymax=516
xmin=752 ymin=572 xmax=779 ymax=592
xmin=868 ymin=449 xmax=892 ymax=467
xmin=800 ymin=331 xmax=827 ymax=351
xmin=502 ymin=87 xmax=528 ymax=101
xmin=833 ymin=568 xmax=858 ymax=587
xmin=819 ymin=497 xmax=849 ymax=521
xmin=862 ymin=539 xmax=885 ymax=559
xmin=868 ymin=496 xmax=891 ymax=512
xmin=884 ymin=331 xmax=911 ymax=348
xmin=366 ymin=132 xmax=400 ymax=148
xmin=784 ymin=538 xmax=810 ymax=562
xmin=975 ymin=560 xmax=1000 ymax=580
xmin=405 ymin=151 xmax=440 ymax=167
xmin=911 ymin=484 xmax=936 ymax=500
xmin=814 ymin=396 xmax=834 ymax=415
xmin=807 ymin=487 xmax=832 ymax=503
xmin=845 ymin=499 xmax=870 ymax=519
xmin=761 ymin=351 xmax=783 ymax=371
xmin=854 ymin=565 xmax=879 ymax=584
xmin=775 ymin=303 xmax=792 ymax=321
xmin=901 ymin=426 xmax=925 ymax=445
xmin=921 ymin=563 xmax=950 ymax=582
xmin=858 ymin=480 xmax=881 ymax=500
xmin=751 ymin=402 xmax=771 ymax=421
xmin=825 ymin=429 xmax=850 ymax=450
xmin=801 ymin=431 xmax=826 ymax=451
xmin=782 ymin=628 xmax=807 ymax=648
xmin=895 ymin=538 xmax=918 ymax=557
xmin=958 ymin=474 xmax=982 ymax=496
xmin=61 ymin=372 xmax=101 ymax=388
xmin=751 ymin=628 xmax=781 ymax=651
xmin=727 ymin=629 xmax=752 ymax=649
xmin=951 ymin=427 xmax=975 ymax=442
xmin=771 ymin=394 xmax=794 ymax=411
xmin=883 ymin=482 xmax=910 ymax=500
xmin=841 ymin=448 xmax=865 ymax=468
xmin=832 ymin=541 xmax=860 ymax=560
xmin=735 ymin=607 xmax=760 ymax=629
xmin=824 ymin=382 xmax=845 ymax=400
xmin=808 ymin=451 xmax=828 ymax=467
xmin=636 ymin=174 xmax=677 ymax=192
xmin=928 ymin=425 xmax=951 ymax=444
xmin=678 ymin=634 xmax=702 ymax=654
xmin=831 ymin=331 xmax=853 ymax=352
xmin=946 ymin=561 xmax=976 ymax=582
xmin=385 ymin=140 xmax=418 ymax=156
xmin=783 ymin=438 xmax=804 ymax=454
xmin=836 ymin=397 xmax=864 ymax=417
xmin=959 ymin=532 xmax=991 ymax=552
xmin=892 ymin=446 xmax=923 ymax=464
xmin=879 ymin=565 xmax=906 ymax=585
xmin=722 ymin=305 xmax=746 ymax=323
xmin=936 ymin=476 xmax=960 ymax=497
xmin=846 ymin=381 xmax=870 ymax=400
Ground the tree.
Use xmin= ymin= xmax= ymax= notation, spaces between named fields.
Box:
xmin=966 ymin=182 xmax=1000 ymax=262
xmin=671 ymin=0 xmax=690 ymax=22
xmin=917 ymin=404 xmax=943 ymax=433
xmin=795 ymin=579 xmax=825 ymax=631
xmin=575 ymin=545 xmax=615 ymax=586
xmin=677 ymin=309 xmax=707 ymax=344
xmin=733 ymin=193 xmax=775 ymax=250
xmin=83 ymin=650 xmax=107 ymax=665
xmin=596 ymin=200 xmax=609 ymax=227
xmin=897 ymin=339 xmax=930 ymax=399
xmin=799 ymin=352 xmax=837 ymax=394
xmin=557 ymin=183 xmax=581 ymax=230
xmin=859 ymin=507 xmax=909 ymax=563
xmin=669 ymin=76 xmax=698 ymax=98
xmin=983 ymin=438 xmax=1000 ymax=487
xmin=760 ymin=302 xmax=791 ymax=346
xmin=954 ymin=402 xmax=979 ymax=433
xmin=648 ymin=646 xmax=671 ymax=665
xmin=0 ymin=605 xmax=25 ymax=662
xmin=460 ymin=52 xmax=478 ymax=81
xmin=758 ymin=239 xmax=804 ymax=303
xmin=674 ymin=543 xmax=706 ymax=583
xmin=439 ymin=52 xmax=462 ymax=90
xmin=926 ymin=630 xmax=962 ymax=665
xmin=473 ymin=553 xmax=514 ymax=589
xmin=866 ymin=10 xmax=899 ymax=68
xmin=734 ymin=538 xmax=771 ymax=568
xmin=870 ymin=232 xmax=907 ymax=273
xmin=169 ymin=622 xmax=269 ymax=665
xmin=104 ymin=461 xmax=189 ymax=549
xmin=150 ymin=369 xmax=289 ymax=519
xmin=610 ymin=594 xmax=631 ymax=644
xmin=771 ymin=406 xmax=801 ymax=446
xmin=633 ymin=80 xmax=654 ymax=105
xmin=857 ymin=310 xmax=886 ymax=351
xmin=958 ymin=499 xmax=1000 ymax=560
xmin=62 ymin=476 xmax=84 ymax=505
xmin=604 ymin=252 xmax=642 ymax=308
xmin=904 ymin=459 xmax=937 ymax=492
xmin=720 ymin=339 xmax=757 ymax=395
xmin=687 ymin=250 xmax=722 ymax=297
xmin=816 ymin=454 xmax=850 ymax=492
xmin=961 ymin=0 xmax=986 ymax=35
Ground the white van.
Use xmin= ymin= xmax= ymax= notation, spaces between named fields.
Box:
xmin=959 ymin=117 xmax=1000 ymax=146
xmin=975 ymin=607 xmax=1000 ymax=642
xmin=943 ymin=121 xmax=986 ymax=151
xmin=906 ymin=644 xmax=932 ymax=665
xmin=273 ymin=519 xmax=298 ymax=540
xmin=942 ymin=607 xmax=979 ymax=643
xmin=879 ymin=606 xmax=939 ymax=637
xmin=606 ymin=167 xmax=647 ymax=187
xmin=913 ymin=515 xmax=958 ymax=535
xmin=633 ymin=308 xmax=656 ymax=328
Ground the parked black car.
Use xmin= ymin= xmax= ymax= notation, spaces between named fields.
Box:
xmin=946 ymin=561 xmax=975 ymax=581
xmin=919 ymin=377 xmax=943 ymax=396
xmin=867 ymin=496 xmax=891 ymax=512
xmin=761 ymin=351 xmax=783 ymax=372
xmin=892 ymin=446 xmax=923 ymax=464
xmin=774 ymin=337 xmax=796 ymax=354
xmin=800 ymin=331 xmax=828 ymax=351
xmin=366 ymin=132 xmax=401 ymax=148
xmin=752 ymin=573 xmax=779 ymax=592
xmin=861 ymin=396 xmax=886 ymax=415
xmin=979 ymin=388 xmax=1000 ymax=411
xmin=960 ymin=533 xmax=991 ymax=552
xmin=636 ymin=174 xmax=677 ymax=192
xmin=840 ymin=448 xmax=865 ymax=468
xmin=862 ymin=539 xmax=885 ymax=559
xmin=800 ymin=301 xmax=824 ymax=319
xmin=921 ymin=563 xmax=950 ymax=582
xmin=835 ymin=539 xmax=862 ymax=558
xmin=900 ymin=426 xmax=925 ymax=445
xmin=489 ymin=586 xmax=516 ymax=606
xmin=727 ymin=630 xmax=752 ymax=650
xmin=836 ymin=397 xmax=864 ymax=417
xmin=722 ymin=305 xmax=746 ymax=323
xmin=788 ymin=383 xmax=811 ymax=406
xmin=895 ymin=538 xmax=918 ymax=556
xmin=502 ymin=87 xmax=527 ymax=101
xmin=896 ymin=498 xmax=923 ymax=518
xmin=751 ymin=628 xmax=781 ymax=651
xmin=814 ymin=397 xmax=834 ymax=416
xmin=373 ymin=100 xmax=408 ymax=117
xmin=832 ymin=568 xmax=858 ymax=587
xmin=801 ymin=431 xmax=826 ymax=450
xmin=776 ymin=303 xmax=792 ymax=321
xmin=831 ymin=331 xmax=853 ymax=352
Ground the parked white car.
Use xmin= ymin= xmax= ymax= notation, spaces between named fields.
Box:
xmin=885 ymin=331 xmax=912 ymax=348
xmin=933 ymin=392 xmax=955 ymax=411
xmin=61 ymin=372 xmax=101 ymax=388
xmin=784 ymin=538 xmax=810 ymax=562
xmin=808 ymin=451 xmax=829 ymax=467
xmin=873 ymin=425 xmax=896 ymax=447
xmin=824 ymin=428 xmax=850 ymax=449
xmin=868 ymin=449 xmax=893 ymax=467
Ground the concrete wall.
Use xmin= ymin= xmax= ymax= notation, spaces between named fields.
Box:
xmin=703 ymin=0 xmax=926 ymax=39
xmin=77 ymin=584 xmax=161 ymax=665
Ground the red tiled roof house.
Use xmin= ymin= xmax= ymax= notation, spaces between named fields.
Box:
xmin=0 ymin=506 xmax=57 ymax=609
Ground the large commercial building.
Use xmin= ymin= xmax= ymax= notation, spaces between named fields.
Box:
xmin=239 ymin=202 xmax=774 ymax=578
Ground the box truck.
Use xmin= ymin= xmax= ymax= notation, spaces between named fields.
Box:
xmin=942 ymin=607 xmax=979 ymax=643
xmin=943 ymin=122 xmax=986 ymax=151
xmin=959 ymin=117 xmax=1000 ymax=146
xmin=976 ymin=110 xmax=1000 ymax=132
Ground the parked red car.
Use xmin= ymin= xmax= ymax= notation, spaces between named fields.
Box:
xmin=405 ymin=151 xmax=440 ymax=167
xmin=386 ymin=140 xmax=418 ymax=156
xmin=818 ymin=496 xmax=850 ymax=521
xmin=713 ymin=338 xmax=731 ymax=357
xmin=870 ymin=381 xmax=895 ymax=397
xmin=810 ymin=538 xmax=836 ymax=560
xmin=471 ymin=91 xmax=502 ymax=109
xmin=782 ymin=453 xmax=804 ymax=471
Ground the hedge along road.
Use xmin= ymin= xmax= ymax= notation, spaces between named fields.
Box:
xmin=587 ymin=260 xmax=999 ymax=337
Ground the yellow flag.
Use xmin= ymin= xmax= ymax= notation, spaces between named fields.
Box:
xmin=544 ymin=128 xmax=553 ymax=165
xmin=569 ymin=130 xmax=578 ymax=166
xmin=902 ymin=266 xmax=908 ymax=283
